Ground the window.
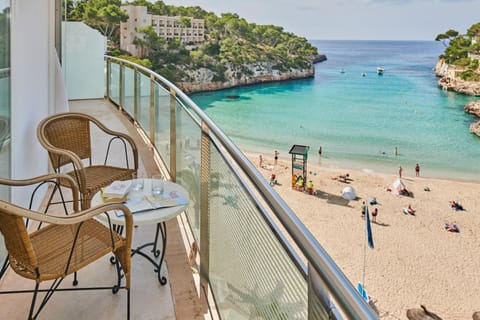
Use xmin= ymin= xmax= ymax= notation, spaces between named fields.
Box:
xmin=0 ymin=0 xmax=11 ymax=280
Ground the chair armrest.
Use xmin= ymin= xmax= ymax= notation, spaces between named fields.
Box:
xmin=0 ymin=201 xmax=133 ymax=266
xmin=92 ymin=120 xmax=139 ymax=171
xmin=0 ymin=173 xmax=80 ymax=211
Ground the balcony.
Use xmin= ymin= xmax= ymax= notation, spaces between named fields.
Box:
xmin=0 ymin=57 xmax=376 ymax=319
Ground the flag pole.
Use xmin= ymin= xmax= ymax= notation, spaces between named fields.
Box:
xmin=363 ymin=206 xmax=368 ymax=287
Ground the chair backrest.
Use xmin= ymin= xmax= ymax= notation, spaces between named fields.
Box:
xmin=0 ymin=201 xmax=38 ymax=278
xmin=39 ymin=114 xmax=92 ymax=170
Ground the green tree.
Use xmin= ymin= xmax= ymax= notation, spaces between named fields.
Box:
xmin=0 ymin=7 xmax=10 ymax=69
xmin=435 ymin=29 xmax=459 ymax=47
xmin=467 ymin=23 xmax=480 ymax=38
xmin=179 ymin=17 xmax=191 ymax=28
xmin=79 ymin=0 xmax=129 ymax=40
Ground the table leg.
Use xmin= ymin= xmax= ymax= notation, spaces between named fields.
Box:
xmin=110 ymin=222 xmax=168 ymax=285
xmin=130 ymin=222 xmax=168 ymax=285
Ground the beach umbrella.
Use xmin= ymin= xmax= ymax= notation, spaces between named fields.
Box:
xmin=341 ymin=186 xmax=356 ymax=200
xmin=406 ymin=305 xmax=442 ymax=320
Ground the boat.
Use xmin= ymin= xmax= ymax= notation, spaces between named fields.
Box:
xmin=377 ymin=67 xmax=385 ymax=75
xmin=340 ymin=68 xmax=346 ymax=73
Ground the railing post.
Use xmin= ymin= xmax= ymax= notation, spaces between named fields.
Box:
xmin=119 ymin=63 xmax=124 ymax=111
xmin=308 ymin=263 xmax=339 ymax=320
xmin=169 ymin=88 xmax=177 ymax=182
xmin=149 ymin=75 xmax=155 ymax=145
xmin=105 ymin=58 xmax=110 ymax=99
xmin=199 ymin=121 xmax=210 ymax=290
xmin=134 ymin=68 xmax=139 ymax=123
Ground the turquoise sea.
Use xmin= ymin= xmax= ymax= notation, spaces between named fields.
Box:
xmin=190 ymin=40 xmax=480 ymax=180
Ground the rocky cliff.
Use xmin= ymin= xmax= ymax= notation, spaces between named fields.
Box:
xmin=178 ymin=62 xmax=316 ymax=93
xmin=465 ymin=101 xmax=480 ymax=137
xmin=435 ymin=59 xmax=480 ymax=96
xmin=465 ymin=101 xmax=480 ymax=117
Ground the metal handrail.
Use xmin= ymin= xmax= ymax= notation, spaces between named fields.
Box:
xmin=105 ymin=55 xmax=377 ymax=319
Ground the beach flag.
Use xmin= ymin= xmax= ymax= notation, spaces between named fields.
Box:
xmin=366 ymin=206 xmax=374 ymax=249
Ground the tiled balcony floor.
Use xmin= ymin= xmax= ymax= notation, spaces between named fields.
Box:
xmin=0 ymin=99 xmax=209 ymax=319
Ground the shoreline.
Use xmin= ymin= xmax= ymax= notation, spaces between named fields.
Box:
xmin=242 ymin=144 xmax=480 ymax=183
xmin=245 ymin=150 xmax=480 ymax=319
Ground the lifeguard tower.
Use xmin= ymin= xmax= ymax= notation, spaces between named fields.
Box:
xmin=288 ymin=144 xmax=309 ymax=188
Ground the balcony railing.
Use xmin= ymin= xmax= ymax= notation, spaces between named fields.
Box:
xmin=105 ymin=56 xmax=377 ymax=320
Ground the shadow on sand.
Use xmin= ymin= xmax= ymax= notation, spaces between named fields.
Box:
xmin=314 ymin=189 xmax=354 ymax=207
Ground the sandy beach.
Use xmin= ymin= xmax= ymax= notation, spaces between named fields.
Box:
xmin=249 ymin=151 xmax=480 ymax=319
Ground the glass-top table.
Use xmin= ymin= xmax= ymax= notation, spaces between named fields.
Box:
xmin=92 ymin=179 xmax=189 ymax=285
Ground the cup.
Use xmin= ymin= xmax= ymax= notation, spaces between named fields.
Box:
xmin=151 ymin=174 xmax=165 ymax=196
xmin=131 ymin=172 xmax=144 ymax=191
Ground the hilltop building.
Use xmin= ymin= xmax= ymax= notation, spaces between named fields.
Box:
xmin=120 ymin=5 xmax=205 ymax=56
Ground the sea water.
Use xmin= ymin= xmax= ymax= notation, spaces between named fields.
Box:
xmin=190 ymin=41 xmax=480 ymax=180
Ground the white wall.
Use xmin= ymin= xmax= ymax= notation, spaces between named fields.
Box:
xmin=63 ymin=22 xmax=106 ymax=100
xmin=10 ymin=0 xmax=54 ymax=205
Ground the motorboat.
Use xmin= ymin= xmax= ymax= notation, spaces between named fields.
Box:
xmin=377 ymin=67 xmax=385 ymax=75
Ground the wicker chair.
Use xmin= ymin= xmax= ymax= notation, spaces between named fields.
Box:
xmin=37 ymin=112 xmax=138 ymax=210
xmin=0 ymin=173 xmax=133 ymax=319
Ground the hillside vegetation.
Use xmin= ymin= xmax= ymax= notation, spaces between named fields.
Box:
xmin=436 ymin=22 xmax=480 ymax=81
xmin=68 ymin=0 xmax=320 ymax=85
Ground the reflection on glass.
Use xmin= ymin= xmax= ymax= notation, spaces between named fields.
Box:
xmin=0 ymin=0 xmax=11 ymax=275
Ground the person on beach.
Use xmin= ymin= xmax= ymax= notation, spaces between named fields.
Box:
xmin=306 ymin=180 xmax=314 ymax=195
xmin=415 ymin=163 xmax=420 ymax=177
xmin=259 ymin=155 xmax=263 ymax=168
xmin=269 ymin=173 xmax=277 ymax=186
xmin=372 ymin=207 xmax=378 ymax=222
xmin=394 ymin=147 xmax=398 ymax=156
xmin=407 ymin=204 xmax=416 ymax=215
xmin=398 ymin=166 xmax=403 ymax=178
xmin=361 ymin=201 xmax=366 ymax=220
xmin=291 ymin=174 xmax=297 ymax=189
xmin=274 ymin=150 xmax=279 ymax=166
xmin=318 ymin=146 xmax=322 ymax=156
xmin=369 ymin=197 xmax=378 ymax=205
xmin=296 ymin=175 xmax=304 ymax=191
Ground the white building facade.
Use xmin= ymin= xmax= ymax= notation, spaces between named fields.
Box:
xmin=120 ymin=5 xmax=204 ymax=56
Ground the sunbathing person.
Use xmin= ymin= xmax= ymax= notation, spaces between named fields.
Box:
xmin=449 ymin=200 xmax=464 ymax=211
xmin=444 ymin=223 xmax=460 ymax=233
xmin=369 ymin=197 xmax=378 ymax=205
xmin=407 ymin=204 xmax=415 ymax=215
xmin=403 ymin=204 xmax=416 ymax=215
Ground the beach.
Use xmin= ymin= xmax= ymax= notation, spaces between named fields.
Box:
xmin=248 ymin=151 xmax=480 ymax=319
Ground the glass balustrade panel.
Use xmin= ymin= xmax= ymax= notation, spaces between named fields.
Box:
xmin=123 ymin=67 xmax=135 ymax=116
xmin=208 ymin=144 xmax=308 ymax=319
xmin=174 ymin=101 xmax=201 ymax=247
xmin=153 ymin=83 xmax=171 ymax=169
xmin=137 ymin=73 xmax=151 ymax=136
xmin=109 ymin=62 xmax=120 ymax=106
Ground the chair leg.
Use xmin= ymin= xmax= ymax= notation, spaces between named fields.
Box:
xmin=127 ymin=288 xmax=130 ymax=320
xmin=28 ymin=282 xmax=40 ymax=320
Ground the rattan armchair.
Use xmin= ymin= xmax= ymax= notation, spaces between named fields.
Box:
xmin=37 ymin=112 xmax=138 ymax=210
xmin=0 ymin=173 xmax=133 ymax=319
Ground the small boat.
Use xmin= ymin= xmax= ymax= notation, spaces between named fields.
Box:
xmin=377 ymin=67 xmax=385 ymax=75
xmin=340 ymin=68 xmax=346 ymax=73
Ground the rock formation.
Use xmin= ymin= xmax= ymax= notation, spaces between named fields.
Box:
xmin=178 ymin=62 xmax=316 ymax=93
xmin=470 ymin=121 xmax=480 ymax=137
xmin=435 ymin=59 xmax=480 ymax=96
xmin=465 ymin=101 xmax=480 ymax=117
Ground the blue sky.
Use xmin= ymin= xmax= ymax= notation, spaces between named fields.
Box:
xmin=164 ymin=0 xmax=480 ymax=40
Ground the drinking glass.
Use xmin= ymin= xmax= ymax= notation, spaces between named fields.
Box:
xmin=151 ymin=174 xmax=165 ymax=196
xmin=131 ymin=172 xmax=144 ymax=191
